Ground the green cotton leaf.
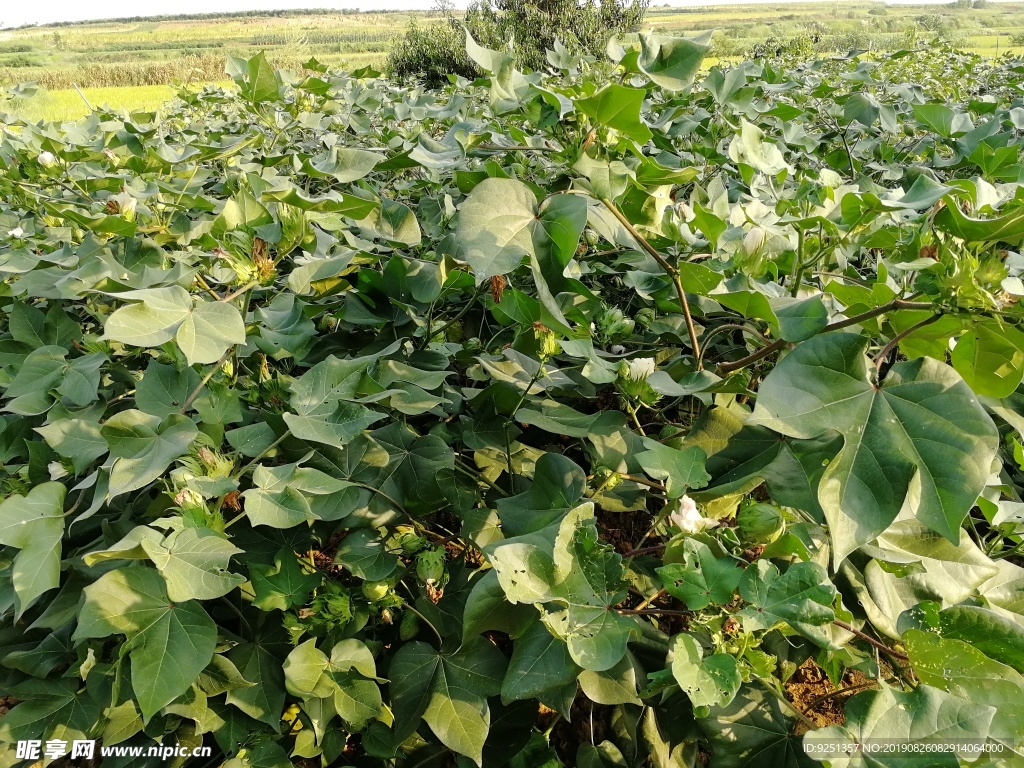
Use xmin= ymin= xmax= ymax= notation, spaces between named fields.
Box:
xmin=9 ymin=300 xmax=79 ymax=349
xmin=843 ymin=92 xmax=881 ymax=127
xmin=934 ymin=198 xmax=1024 ymax=245
xmin=579 ymin=652 xmax=642 ymax=706
xmin=176 ymin=300 xmax=247 ymax=365
xmin=913 ymin=103 xmax=973 ymax=137
xmin=702 ymin=686 xmax=816 ymax=768
xmin=103 ymin=286 xmax=192 ymax=347
xmin=452 ymin=178 xmax=541 ymax=282
xmin=136 ymin=360 xmax=203 ymax=417
xmin=251 ymin=548 xmax=322 ymax=611
xmin=102 ymin=286 xmax=245 ymax=364
xmin=686 ymin=406 xmax=839 ymax=520
xmin=74 ymin=567 xmax=217 ymax=722
xmin=3 ymin=345 xmax=67 ymax=415
xmin=0 ymin=678 xmax=102 ymax=745
xmin=903 ymin=629 xmax=1024 ymax=742
xmin=389 ymin=638 xmax=507 ymax=765
xmin=261 ymin=186 xmax=380 ymax=219
xmin=465 ymin=30 xmax=519 ymax=112
xmin=358 ymin=198 xmax=422 ymax=246
xmin=226 ymin=629 xmax=289 ymax=728
xmin=283 ymin=639 xmax=382 ymax=727
xmin=750 ymin=333 xmax=998 ymax=563
xmin=242 ymin=462 xmax=360 ymax=528
xmin=738 ymin=561 xmax=835 ymax=633
xmin=282 ymin=353 xmax=385 ymax=450
xmin=575 ymin=84 xmax=653 ymax=144
xmin=637 ymin=32 xmax=710 ymax=91
xmin=0 ymin=482 xmax=65 ymax=618
xmin=495 ymin=452 xmax=587 ymax=537
xmin=728 ymin=119 xmax=792 ymax=176
xmin=463 ymin=569 xmax=536 ymax=643
xmin=802 ymin=683 xmax=995 ymax=767
xmin=670 ymin=634 xmax=740 ymax=709
xmin=35 ymin=419 xmax=107 ymax=474
xmin=573 ymin=154 xmax=631 ymax=200
xmin=487 ymin=503 xmax=634 ymax=672
xmin=657 ymin=539 xmax=742 ymax=610
xmin=773 ymin=296 xmax=829 ymax=342
xmin=333 ymin=529 xmax=400 ymax=581
xmin=934 ymin=604 xmax=1024 ymax=674
xmin=140 ymin=527 xmax=246 ymax=602
xmin=305 ymin=146 xmax=382 ymax=182
xmin=101 ymin=410 xmax=199 ymax=498
xmin=951 ymin=320 xmax=1024 ymax=398
xmin=501 ymin=621 xmax=581 ymax=703
xmin=635 ymin=440 xmax=710 ymax=498
xmin=229 ymin=51 xmax=281 ymax=104
xmin=353 ymin=423 xmax=455 ymax=517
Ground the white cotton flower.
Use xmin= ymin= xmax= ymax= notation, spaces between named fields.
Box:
xmin=625 ymin=357 xmax=656 ymax=381
xmin=743 ymin=227 xmax=766 ymax=256
xmin=669 ymin=496 xmax=717 ymax=534
xmin=111 ymin=191 xmax=137 ymax=220
xmin=7 ymin=227 xmax=24 ymax=239
xmin=37 ymin=150 xmax=57 ymax=167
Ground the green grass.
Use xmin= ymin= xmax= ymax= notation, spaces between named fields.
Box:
xmin=12 ymin=83 xmax=187 ymax=121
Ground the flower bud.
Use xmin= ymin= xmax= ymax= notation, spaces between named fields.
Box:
xmin=534 ymin=323 xmax=559 ymax=361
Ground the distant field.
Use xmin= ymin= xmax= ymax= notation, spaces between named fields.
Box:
xmin=4 ymin=2 xmax=1024 ymax=121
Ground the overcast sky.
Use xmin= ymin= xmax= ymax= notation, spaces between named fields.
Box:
xmin=0 ymin=0 xmax=985 ymax=30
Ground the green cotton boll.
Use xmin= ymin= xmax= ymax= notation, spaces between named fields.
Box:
xmin=416 ymin=546 xmax=446 ymax=584
xmin=362 ymin=581 xmax=390 ymax=601
xmin=736 ymin=503 xmax=785 ymax=545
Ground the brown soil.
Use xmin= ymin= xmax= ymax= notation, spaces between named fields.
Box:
xmin=551 ymin=695 xmax=612 ymax=765
xmin=784 ymin=658 xmax=876 ymax=733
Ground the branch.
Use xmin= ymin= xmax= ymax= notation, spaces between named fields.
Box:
xmin=716 ymin=299 xmax=934 ymax=374
xmin=600 ymin=198 xmax=702 ymax=364
xmin=874 ymin=313 xmax=942 ymax=378
xmin=833 ymin=619 xmax=909 ymax=661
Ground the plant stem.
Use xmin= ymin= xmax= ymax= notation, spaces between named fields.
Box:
xmin=600 ymin=198 xmax=702 ymax=364
xmin=231 ymin=430 xmax=291 ymax=481
xmin=616 ymin=608 xmax=689 ymax=617
xmin=833 ymin=619 xmax=909 ymax=661
xmin=874 ymin=313 xmax=941 ymax=379
xmin=423 ymin=284 xmax=485 ymax=349
xmin=180 ymin=349 xmax=232 ymax=413
xmin=221 ymin=281 xmax=258 ymax=303
xmin=622 ymin=543 xmax=667 ymax=557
